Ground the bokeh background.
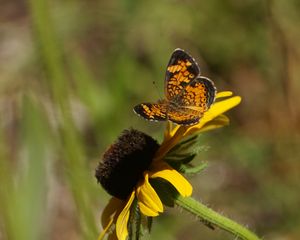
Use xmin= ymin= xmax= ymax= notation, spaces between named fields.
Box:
xmin=1 ymin=0 xmax=300 ymax=239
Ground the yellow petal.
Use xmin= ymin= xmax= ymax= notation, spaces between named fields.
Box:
xmin=116 ymin=191 xmax=135 ymax=240
xmin=136 ymin=173 xmax=163 ymax=216
xmin=216 ymin=91 xmax=233 ymax=98
xmin=154 ymin=126 xmax=187 ymax=162
xmin=98 ymin=217 xmax=113 ymax=240
xmin=183 ymin=96 xmax=241 ymax=138
xmin=168 ymin=123 xmax=180 ymax=139
xmin=191 ymin=114 xmax=229 ymax=135
xmin=164 ymin=121 xmax=172 ymax=140
xmin=98 ymin=197 xmax=125 ymax=240
xmin=101 ymin=197 xmax=124 ymax=228
xmin=150 ymin=162 xmax=192 ymax=197
xmin=200 ymin=96 xmax=241 ymax=126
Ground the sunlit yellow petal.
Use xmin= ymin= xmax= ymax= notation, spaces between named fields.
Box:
xmin=169 ymin=124 xmax=180 ymax=139
xmin=154 ymin=126 xmax=187 ymax=162
xmin=183 ymin=96 xmax=241 ymax=138
xmin=98 ymin=218 xmax=113 ymax=240
xmin=163 ymin=121 xmax=182 ymax=143
xmin=136 ymin=173 xmax=163 ymax=216
xmin=216 ymin=91 xmax=233 ymax=98
xmin=150 ymin=162 xmax=192 ymax=197
xmin=191 ymin=114 xmax=229 ymax=134
xmin=164 ymin=121 xmax=172 ymax=140
xmin=201 ymin=96 xmax=241 ymax=125
xmin=116 ymin=191 xmax=135 ymax=240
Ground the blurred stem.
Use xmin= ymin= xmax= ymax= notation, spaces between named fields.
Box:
xmin=175 ymin=196 xmax=261 ymax=240
xmin=266 ymin=0 xmax=295 ymax=121
xmin=0 ymin=130 xmax=13 ymax=239
xmin=0 ymin=97 xmax=49 ymax=240
xmin=27 ymin=0 xmax=66 ymax=106
xmin=27 ymin=0 xmax=98 ymax=238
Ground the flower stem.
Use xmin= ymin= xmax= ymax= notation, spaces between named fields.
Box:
xmin=175 ymin=196 xmax=261 ymax=240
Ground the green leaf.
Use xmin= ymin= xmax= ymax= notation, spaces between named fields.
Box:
xmin=164 ymin=134 xmax=209 ymax=166
xmin=167 ymin=134 xmax=198 ymax=155
xmin=128 ymin=198 xmax=143 ymax=240
xmin=146 ymin=217 xmax=153 ymax=233
xmin=165 ymin=153 xmax=196 ymax=165
xmin=182 ymin=162 xmax=208 ymax=175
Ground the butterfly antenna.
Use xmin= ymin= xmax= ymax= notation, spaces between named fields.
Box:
xmin=152 ymin=80 xmax=163 ymax=100
xmin=152 ymin=80 xmax=170 ymax=124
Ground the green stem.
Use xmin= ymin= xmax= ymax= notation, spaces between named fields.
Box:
xmin=175 ymin=196 xmax=261 ymax=240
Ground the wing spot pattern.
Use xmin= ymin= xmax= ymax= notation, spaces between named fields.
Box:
xmin=141 ymin=104 xmax=167 ymax=119
xmin=167 ymin=60 xmax=195 ymax=98
xmin=141 ymin=104 xmax=154 ymax=119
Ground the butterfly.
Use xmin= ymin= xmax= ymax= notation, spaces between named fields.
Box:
xmin=133 ymin=48 xmax=216 ymax=125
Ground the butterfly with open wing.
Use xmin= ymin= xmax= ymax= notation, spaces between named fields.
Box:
xmin=134 ymin=49 xmax=216 ymax=126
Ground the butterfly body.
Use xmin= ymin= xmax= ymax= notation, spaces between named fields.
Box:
xmin=134 ymin=49 xmax=216 ymax=126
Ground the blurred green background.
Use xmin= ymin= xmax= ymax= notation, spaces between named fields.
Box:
xmin=1 ymin=0 xmax=300 ymax=239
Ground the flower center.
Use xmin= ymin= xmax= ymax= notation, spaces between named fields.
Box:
xmin=95 ymin=129 xmax=159 ymax=200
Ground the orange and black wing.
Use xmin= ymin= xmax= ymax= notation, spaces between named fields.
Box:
xmin=133 ymin=103 xmax=168 ymax=122
xmin=177 ymin=76 xmax=216 ymax=113
xmin=165 ymin=49 xmax=200 ymax=100
xmin=167 ymin=107 xmax=200 ymax=125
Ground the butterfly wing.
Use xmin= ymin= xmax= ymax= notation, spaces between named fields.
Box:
xmin=133 ymin=103 xmax=168 ymax=122
xmin=177 ymin=76 xmax=216 ymax=113
xmin=165 ymin=49 xmax=200 ymax=101
xmin=167 ymin=107 xmax=200 ymax=125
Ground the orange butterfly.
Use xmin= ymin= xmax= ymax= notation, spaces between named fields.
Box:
xmin=134 ymin=49 xmax=216 ymax=125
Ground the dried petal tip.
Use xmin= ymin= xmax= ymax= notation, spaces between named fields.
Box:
xmin=95 ymin=129 xmax=159 ymax=200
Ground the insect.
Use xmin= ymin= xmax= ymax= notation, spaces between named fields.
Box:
xmin=133 ymin=48 xmax=216 ymax=125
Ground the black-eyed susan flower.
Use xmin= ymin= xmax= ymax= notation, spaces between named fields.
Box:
xmin=96 ymin=91 xmax=261 ymax=240
xmin=96 ymin=129 xmax=192 ymax=240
